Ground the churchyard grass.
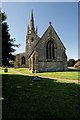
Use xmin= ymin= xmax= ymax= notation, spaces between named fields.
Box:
xmin=1 ymin=68 xmax=80 ymax=119
xmin=14 ymin=67 xmax=80 ymax=80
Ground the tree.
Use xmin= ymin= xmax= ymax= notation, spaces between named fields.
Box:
xmin=1 ymin=11 xmax=20 ymax=66
xmin=75 ymin=59 xmax=80 ymax=63
xmin=67 ymin=59 xmax=75 ymax=67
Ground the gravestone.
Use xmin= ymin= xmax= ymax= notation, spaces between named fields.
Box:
xmin=4 ymin=68 xmax=8 ymax=72
xmin=32 ymin=76 xmax=40 ymax=81
xmin=32 ymin=76 xmax=40 ymax=86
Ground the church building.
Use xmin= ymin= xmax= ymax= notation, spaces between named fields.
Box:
xmin=14 ymin=10 xmax=67 ymax=72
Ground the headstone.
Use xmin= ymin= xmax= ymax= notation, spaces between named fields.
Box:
xmin=4 ymin=68 xmax=8 ymax=72
xmin=32 ymin=76 xmax=40 ymax=81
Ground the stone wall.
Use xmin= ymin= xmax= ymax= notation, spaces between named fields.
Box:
xmin=38 ymin=61 xmax=64 ymax=72
xmin=35 ymin=25 xmax=67 ymax=72
xmin=14 ymin=52 xmax=27 ymax=68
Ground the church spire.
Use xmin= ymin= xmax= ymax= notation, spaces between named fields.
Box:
xmin=29 ymin=10 xmax=35 ymax=34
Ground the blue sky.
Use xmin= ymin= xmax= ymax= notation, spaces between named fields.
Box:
xmin=2 ymin=2 xmax=78 ymax=60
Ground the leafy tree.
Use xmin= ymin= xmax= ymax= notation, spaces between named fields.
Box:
xmin=75 ymin=59 xmax=80 ymax=63
xmin=67 ymin=59 xmax=75 ymax=67
xmin=1 ymin=11 xmax=20 ymax=66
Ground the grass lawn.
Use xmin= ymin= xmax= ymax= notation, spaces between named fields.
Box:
xmin=14 ymin=67 xmax=80 ymax=80
xmin=1 ymin=68 xmax=80 ymax=119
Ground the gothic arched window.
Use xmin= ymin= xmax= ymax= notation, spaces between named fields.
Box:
xmin=46 ymin=41 xmax=54 ymax=59
xmin=22 ymin=56 xmax=26 ymax=65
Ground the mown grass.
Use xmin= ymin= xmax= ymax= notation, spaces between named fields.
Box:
xmin=1 ymin=68 xmax=80 ymax=119
xmin=14 ymin=67 xmax=80 ymax=80
xmin=14 ymin=68 xmax=32 ymax=74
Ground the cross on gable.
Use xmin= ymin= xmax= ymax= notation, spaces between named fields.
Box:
xmin=49 ymin=21 xmax=52 ymax=25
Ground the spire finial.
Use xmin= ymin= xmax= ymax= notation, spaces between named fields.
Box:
xmin=31 ymin=9 xmax=33 ymax=16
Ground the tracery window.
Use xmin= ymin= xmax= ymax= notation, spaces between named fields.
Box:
xmin=22 ymin=56 xmax=26 ymax=65
xmin=46 ymin=41 xmax=54 ymax=59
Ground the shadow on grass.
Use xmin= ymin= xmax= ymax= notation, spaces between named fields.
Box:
xmin=67 ymin=68 xmax=80 ymax=72
xmin=2 ymin=73 xmax=80 ymax=120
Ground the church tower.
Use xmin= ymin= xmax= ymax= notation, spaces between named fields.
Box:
xmin=25 ymin=10 xmax=40 ymax=67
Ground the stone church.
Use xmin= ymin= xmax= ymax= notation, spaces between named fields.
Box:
xmin=14 ymin=10 xmax=67 ymax=72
